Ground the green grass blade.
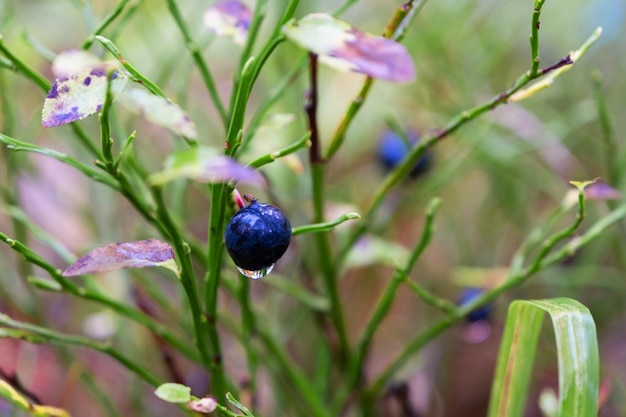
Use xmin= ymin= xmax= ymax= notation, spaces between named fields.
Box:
xmin=488 ymin=298 xmax=599 ymax=417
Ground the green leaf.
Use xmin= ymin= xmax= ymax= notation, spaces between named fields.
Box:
xmin=282 ymin=13 xmax=415 ymax=83
xmin=487 ymin=298 xmax=599 ymax=417
xmin=154 ymin=383 xmax=192 ymax=403
xmin=147 ymin=146 xmax=266 ymax=187
xmin=117 ymin=88 xmax=197 ymax=139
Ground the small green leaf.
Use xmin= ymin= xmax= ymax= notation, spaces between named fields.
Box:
xmin=62 ymin=238 xmax=178 ymax=277
xmin=117 ymin=88 xmax=197 ymax=139
xmin=569 ymin=177 xmax=599 ymax=192
xmin=154 ymin=383 xmax=192 ymax=403
xmin=148 ymin=146 xmax=266 ymax=187
xmin=42 ymin=66 xmax=127 ymax=127
xmin=282 ymin=13 xmax=415 ymax=83
xmin=487 ymin=298 xmax=599 ymax=417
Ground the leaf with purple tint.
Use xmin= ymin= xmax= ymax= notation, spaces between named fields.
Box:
xmin=117 ymin=88 xmax=197 ymax=139
xmin=42 ymin=66 xmax=128 ymax=128
xmin=62 ymin=239 xmax=178 ymax=277
xmin=282 ymin=13 xmax=415 ymax=83
xmin=583 ymin=182 xmax=622 ymax=200
xmin=51 ymin=49 xmax=102 ymax=78
xmin=203 ymin=0 xmax=252 ymax=45
xmin=147 ymin=147 xmax=266 ymax=187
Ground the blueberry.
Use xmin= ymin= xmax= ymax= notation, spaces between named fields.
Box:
xmin=377 ymin=129 xmax=431 ymax=178
xmin=224 ymin=199 xmax=292 ymax=276
xmin=458 ymin=287 xmax=492 ymax=323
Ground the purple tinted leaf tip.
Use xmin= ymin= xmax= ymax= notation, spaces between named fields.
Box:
xmin=62 ymin=238 xmax=176 ymax=277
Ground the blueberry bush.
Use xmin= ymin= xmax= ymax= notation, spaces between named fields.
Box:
xmin=0 ymin=0 xmax=625 ymax=416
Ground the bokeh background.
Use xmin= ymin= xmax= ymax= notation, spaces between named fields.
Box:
xmin=0 ymin=0 xmax=625 ymax=416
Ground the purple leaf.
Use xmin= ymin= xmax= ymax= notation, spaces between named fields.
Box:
xmin=584 ymin=182 xmax=622 ymax=200
xmin=282 ymin=13 xmax=416 ymax=83
xmin=148 ymin=147 xmax=266 ymax=187
xmin=63 ymin=239 xmax=176 ymax=277
xmin=204 ymin=0 xmax=252 ymax=45
xmin=42 ymin=66 xmax=128 ymax=128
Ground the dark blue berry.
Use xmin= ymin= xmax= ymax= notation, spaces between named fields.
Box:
xmin=377 ymin=129 xmax=431 ymax=178
xmin=224 ymin=200 xmax=292 ymax=272
xmin=458 ymin=287 xmax=492 ymax=323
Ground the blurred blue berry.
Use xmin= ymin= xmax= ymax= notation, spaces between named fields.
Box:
xmin=377 ymin=129 xmax=431 ymax=178
xmin=458 ymin=287 xmax=492 ymax=323
xmin=224 ymin=199 xmax=292 ymax=272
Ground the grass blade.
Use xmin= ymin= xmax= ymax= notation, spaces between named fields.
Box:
xmin=488 ymin=298 xmax=599 ymax=417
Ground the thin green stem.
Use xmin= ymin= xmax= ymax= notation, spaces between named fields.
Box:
xmin=325 ymin=0 xmax=424 ymax=160
xmin=237 ymin=278 xmax=259 ymax=400
xmin=336 ymin=48 xmax=592 ymax=266
xmin=292 ymin=212 xmax=361 ymax=236
xmin=592 ymin=70 xmax=618 ymax=185
xmin=530 ymin=0 xmax=546 ymax=77
xmin=366 ymin=189 xmax=593 ymax=398
xmin=228 ymin=0 xmax=268 ymax=115
xmin=0 ymin=38 xmax=101 ymax=157
xmin=0 ymin=313 xmax=162 ymax=387
xmin=0 ymin=232 xmax=200 ymax=363
xmin=247 ymin=132 xmax=311 ymax=169
xmin=96 ymin=35 xmax=167 ymax=98
xmin=165 ymin=0 xmax=228 ymax=127
xmin=204 ymin=182 xmax=229 ymax=402
xmin=305 ymin=52 xmax=350 ymax=364
xmin=82 ymin=0 xmax=132 ymax=50
xmin=151 ymin=188 xmax=214 ymax=371
xmin=347 ymin=198 xmax=441 ymax=394
xmin=257 ymin=328 xmax=328 ymax=417
xmin=99 ymin=71 xmax=116 ymax=172
xmin=0 ymin=35 xmax=49 ymax=91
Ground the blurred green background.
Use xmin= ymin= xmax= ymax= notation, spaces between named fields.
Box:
xmin=0 ymin=0 xmax=625 ymax=416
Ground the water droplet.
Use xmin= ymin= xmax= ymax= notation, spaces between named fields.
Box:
xmin=237 ymin=264 xmax=274 ymax=279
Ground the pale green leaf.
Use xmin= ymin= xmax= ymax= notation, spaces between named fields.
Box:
xmin=117 ymin=88 xmax=197 ymax=139
xmin=154 ymin=383 xmax=192 ymax=403
xmin=487 ymin=298 xmax=599 ymax=417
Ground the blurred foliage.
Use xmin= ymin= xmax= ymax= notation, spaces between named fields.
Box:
xmin=0 ymin=0 xmax=625 ymax=416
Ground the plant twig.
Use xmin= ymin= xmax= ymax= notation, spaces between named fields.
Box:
xmin=82 ymin=0 xmax=132 ymax=50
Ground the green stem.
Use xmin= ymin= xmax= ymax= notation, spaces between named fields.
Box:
xmin=247 ymin=132 xmax=311 ymax=169
xmin=0 ymin=232 xmax=200 ymax=363
xmin=96 ymin=35 xmax=167 ymax=98
xmin=348 ymin=198 xmax=441 ymax=394
xmin=325 ymin=0 xmax=425 ymax=160
xmin=530 ymin=0 xmax=546 ymax=77
xmin=292 ymin=212 xmax=361 ymax=236
xmin=204 ymin=182 xmax=228 ymax=401
xmin=0 ymin=313 xmax=162 ymax=387
xmin=237 ymin=278 xmax=259 ymax=400
xmin=366 ymin=189 xmax=594 ymax=398
xmin=257 ymin=328 xmax=328 ymax=417
xmin=99 ymin=71 xmax=116 ymax=172
xmin=151 ymin=188 xmax=214 ymax=370
xmin=592 ymin=70 xmax=618 ymax=185
xmin=82 ymin=0 xmax=132 ymax=50
xmin=165 ymin=0 xmax=228 ymax=128
xmin=0 ymin=35 xmax=49 ymax=91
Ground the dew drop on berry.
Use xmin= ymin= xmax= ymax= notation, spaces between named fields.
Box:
xmin=236 ymin=264 xmax=274 ymax=280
